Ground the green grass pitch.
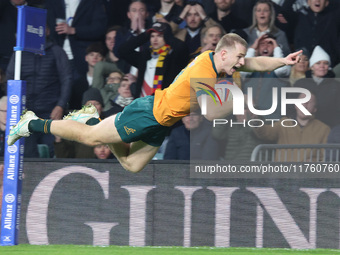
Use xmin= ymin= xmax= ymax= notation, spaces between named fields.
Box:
xmin=0 ymin=245 xmax=340 ymax=255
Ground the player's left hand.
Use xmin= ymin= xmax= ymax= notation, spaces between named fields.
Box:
xmin=284 ymin=50 xmax=303 ymax=65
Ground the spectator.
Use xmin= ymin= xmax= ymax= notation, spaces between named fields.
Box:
xmin=289 ymin=47 xmax=309 ymax=86
xmin=92 ymin=66 xmax=123 ymax=91
xmin=0 ymin=96 xmax=7 ymax=157
xmin=99 ymin=70 xmax=124 ymax=111
xmin=91 ymin=27 xmax=130 ymax=91
xmin=294 ymin=46 xmax=340 ymax=128
xmin=212 ymin=105 xmax=264 ymax=161
xmin=104 ymin=26 xmax=120 ymax=65
xmin=84 ymin=43 xmax=105 ymax=87
xmin=242 ymin=0 xmax=291 ymax=56
xmin=45 ymin=0 xmax=107 ymax=79
xmin=6 ymin=35 xmax=72 ymax=158
xmin=0 ymin=0 xmax=34 ymax=72
xmin=102 ymin=73 xmax=135 ymax=114
xmin=69 ymin=43 xmax=105 ymax=110
xmin=192 ymin=24 xmax=243 ymax=86
xmin=164 ymin=111 xmax=221 ymax=160
xmin=126 ymin=0 xmax=151 ymax=35
xmin=119 ymin=22 xmax=188 ymax=98
xmin=270 ymin=0 xmax=305 ymax=46
xmin=253 ymin=91 xmax=331 ymax=162
xmin=170 ymin=1 xmax=219 ymax=59
xmin=113 ymin=0 xmax=152 ymax=76
xmin=150 ymin=0 xmax=183 ymax=24
xmin=81 ymin=88 xmax=105 ymax=119
xmin=54 ymin=87 xmax=104 ymax=158
xmin=94 ymin=144 xmax=114 ymax=159
xmin=242 ymin=33 xmax=290 ymax=119
xmin=198 ymin=24 xmax=225 ymax=54
xmin=103 ymin=26 xmax=130 ymax=74
xmin=294 ymin=0 xmax=340 ymax=67
xmin=209 ymin=0 xmax=248 ymax=33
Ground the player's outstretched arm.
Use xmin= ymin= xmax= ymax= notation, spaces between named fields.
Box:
xmin=240 ymin=50 xmax=302 ymax=72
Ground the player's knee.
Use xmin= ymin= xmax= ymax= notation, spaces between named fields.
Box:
xmin=77 ymin=128 xmax=105 ymax=147
xmin=77 ymin=134 xmax=101 ymax=147
xmin=121 ymin=162 xmax=143 ymax=173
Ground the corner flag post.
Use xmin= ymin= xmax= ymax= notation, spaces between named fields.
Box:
xmin=0 ymin=6 xmax=46 ymax=246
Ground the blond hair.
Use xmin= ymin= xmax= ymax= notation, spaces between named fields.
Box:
xmin=249 ymin=0 xmax=278 ymax=34
xmin=215 ymin=33 xmax=248 ymax=53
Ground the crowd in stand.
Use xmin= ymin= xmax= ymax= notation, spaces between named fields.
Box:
xmin=0 ymin=0 xmax=339 ymax=161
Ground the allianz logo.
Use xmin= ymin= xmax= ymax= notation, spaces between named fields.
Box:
xmin=26 ymin=25 xmax=44 ymax=37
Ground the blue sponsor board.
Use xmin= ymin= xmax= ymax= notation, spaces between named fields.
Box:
xmin=15 ymin=6 xmax=46 ymax=54
xmin=0 ymin=81 xmax=26 ymax=245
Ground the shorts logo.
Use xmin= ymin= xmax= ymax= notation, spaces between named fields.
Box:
xmin=124 ymin=126 xmax=136 ymax=135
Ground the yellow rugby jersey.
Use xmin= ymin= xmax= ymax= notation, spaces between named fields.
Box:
xmin=153 ymin=51 xmax=218 ymax=127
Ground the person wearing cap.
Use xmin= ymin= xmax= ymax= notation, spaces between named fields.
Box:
xmin=118 ymin=22 xmax=189 ymax=98
xmin=54 ymin=88 xmax=104 ymax=158
xmin=8 ymin=33 xmax=302 ymax=173
xmin=81 ymin=88 xmax=105 ymax=118
xmin=294 ymin=46 xmax=340 ymax=128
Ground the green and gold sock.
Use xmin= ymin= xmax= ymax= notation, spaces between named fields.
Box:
xmin=28 ymin=119 xmax=53 ymax=134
